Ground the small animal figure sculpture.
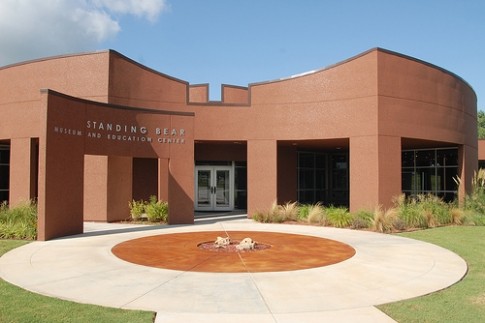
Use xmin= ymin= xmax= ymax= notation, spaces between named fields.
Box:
xmin=236 ymin=237 xmax=255 ymax=251
xmin=214 ymin=236 xmax=230 ymax=248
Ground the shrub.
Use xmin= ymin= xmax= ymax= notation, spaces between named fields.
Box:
xmin=144 ymin=196 xmax=168 ymax=223
xmin=325 ymin=206 xmax=352 ymax=228
xmin=128 ymin=199 xmax=146 ymax=221
xmin=0 ymin=200 xmax=37 ymax=240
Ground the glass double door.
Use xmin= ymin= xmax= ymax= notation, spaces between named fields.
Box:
xmin=195 ymin=166 xmax=234 ymax=211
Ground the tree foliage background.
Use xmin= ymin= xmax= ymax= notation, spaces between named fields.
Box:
xmin=479 ymin=110 xmax=485 ymax=139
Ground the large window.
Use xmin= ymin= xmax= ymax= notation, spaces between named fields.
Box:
xmin=234 ymin=161 xmax=247 ymax=209
xmin=298 ymin=151 xmax=349 ymax=207
xmin=0 ymin=145 xmax=9 ymax=203
xmin=402 ymin=148 xmax=458 ymax=202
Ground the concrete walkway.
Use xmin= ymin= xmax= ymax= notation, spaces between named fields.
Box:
xmin=0 ymin=219 xmax=467 ymax=323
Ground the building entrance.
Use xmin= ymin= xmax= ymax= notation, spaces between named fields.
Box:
xmin=195 ymin=166 xmax=234 ymax=211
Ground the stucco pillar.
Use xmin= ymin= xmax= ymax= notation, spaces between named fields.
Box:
xmin=38 ymin=138 xmax=84 ymax=241
xmin=84 ymin=155 xmax=133 ymax=222
xmin=247 ymin=140 xmax=277 ymax=216
xmin=458 ymin=144 xmax=478 ymax=203
xmin=158 ymin=158 xmax=169 ymax=202
xmin=9 ymin=137 xmax=37 ymax=206
xmin=84 ymin=155 xmax=108 ymax=221
xmin=106 ymin=156 xmax=132 ymax=221
xmin=167 ymin=150 xmax=194 ymax=225
xmin=349 ymin=135 xmax=401 ymax=212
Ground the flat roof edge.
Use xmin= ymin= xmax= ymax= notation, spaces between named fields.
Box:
xmin=0 ymin=50 xmax=111 ymax=70
xmin=249 ymin=47 xmax=476 ymax=99
xmin=375 ymin=48 xmax=476 ymax=98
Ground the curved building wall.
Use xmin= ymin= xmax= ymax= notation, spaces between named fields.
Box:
xmin=377 ymin=50 xmax=476 ymax=143
xmin=376 ymin=50 xmax=477 ymax=200
xmin=0 ymin=47 xmax=478 ymax=239
xmin=108 ymin=52 xmax=188 ymax=110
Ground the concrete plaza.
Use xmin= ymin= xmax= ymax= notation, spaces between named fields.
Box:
xmin=0 ymin=218 xmax=467 ymax=322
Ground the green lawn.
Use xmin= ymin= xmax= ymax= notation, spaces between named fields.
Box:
xmin=379 ymin=226 xmax=485 ymax=322
xmin=0 ymin=240 xmax=155 ymax=323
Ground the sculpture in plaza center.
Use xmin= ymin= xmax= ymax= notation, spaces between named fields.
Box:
xmin=214 ymin=236 xmax=231 ymax=248
xmin=236 ymin=237 xmax=255 ymax=251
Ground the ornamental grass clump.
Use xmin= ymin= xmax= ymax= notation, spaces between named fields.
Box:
xmin=372 ymin=205 xmax=398 ymax=233
xmin=325 ymin=206 xmax=352 ymax=228
xmin=278 ymin=201 xmax=299 ymax=222
xmin=253 ymin=201 xmax=299 ymax=223
xmin=394 ymin=194 xmax=453 ymax=229
xmin=351 ymin=210 xmax=373 ymax=229
xmin=306 ymin=203 xmax=326 ymax=225
xmin=252 ymin=210 xmax=271 ymax=223
xmin=394 ymin=195 xmax=427 ymax=229
xmin=0 ymin=200 xmax=37 ymax=240
xmin=252 ymin=193 xmax=470 ymax=232
xmin=458 ymin=169 xmax=485 ymax=224
xmin=450 ymin=207 xmax=465 ymax=225
xmin=297 ymin=204 xmax=311 ymax=221
xmin=252 ymin=201 xmax=278 ymax=223
xmin=416 ymin=194 xmax=453 ymax=227
xmin=268 ymin=201 xmax=284 ymax=223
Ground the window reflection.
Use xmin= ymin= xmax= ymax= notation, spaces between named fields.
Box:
xmin=298 ymin=151 xmax=348 ymax=207
xmin=401 ymin=148 xmax=458 ymax=202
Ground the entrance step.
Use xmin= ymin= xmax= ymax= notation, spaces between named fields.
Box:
xmin=194 ymin=210 xmax=248 ymax=224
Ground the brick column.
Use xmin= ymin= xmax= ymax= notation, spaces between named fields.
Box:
xmin=349 ymin=135 xmax=401 ymax=211
xmin=247 ymin=140 xmax=277 ymax=216
xmin=9 ymin=137 xmax=37 ymax=206
xmin=158 ymin=158 xmax=169 ymax=202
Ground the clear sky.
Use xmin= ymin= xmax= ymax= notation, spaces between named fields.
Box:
xmin=1 ymin=0 xmax=484 ymax=107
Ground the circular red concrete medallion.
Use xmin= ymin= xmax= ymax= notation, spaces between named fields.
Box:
xmin=112 ymin=231 xmax=355 ymax=273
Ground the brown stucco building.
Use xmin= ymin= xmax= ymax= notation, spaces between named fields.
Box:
xmin=0 ymin=48 xmax=478 ymax=240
